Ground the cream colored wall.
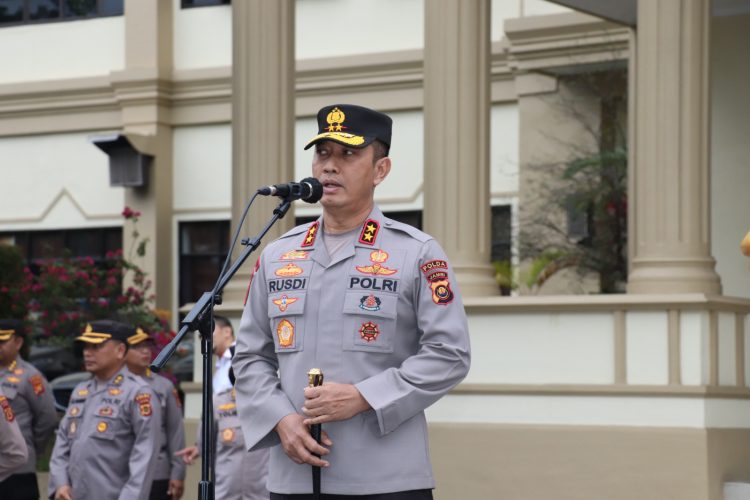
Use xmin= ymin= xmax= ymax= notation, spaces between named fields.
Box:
xmin=0 ymin=17 xmax=124 ymax=85
xmin=172 ymin=124 xmax=232 ymax=213
xmin=296 ymin=0 xmax=424 ymax=60
xmin=711 ymin=14 xmax=750 ymax=299
xmin=172 ymin=0 xmax=231 ymax=71
xmin=0 ymin=133 xmax=124 ymax=231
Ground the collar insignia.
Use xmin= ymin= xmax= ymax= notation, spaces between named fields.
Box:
xmin=301 ymin=221 xmax=319 ymax=248
xmin=358 ymin=219 xmax=379 ymax=246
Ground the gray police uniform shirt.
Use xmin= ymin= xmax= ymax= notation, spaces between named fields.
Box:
xmin=232 ymin=205 xmax=471 ymax=495
xmin=0 ymin=386 xmax=28 ymax=482
xmin=1 ymin=357 xmax=57 ymax=475
xmin=197 ymin=387 xmax=270 ymax=500
xmin=48 ymin=366 xmax=161 ymax=500
xmin=142 ymin=369 xmax=186 ymax=482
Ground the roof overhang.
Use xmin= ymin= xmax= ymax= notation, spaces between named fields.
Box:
xmin=548 ymin=0 xmax=750 ymax=27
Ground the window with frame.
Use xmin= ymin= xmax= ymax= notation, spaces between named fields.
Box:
xmin=0 ymin=0 xmax=123 ymax=27
xmin=178 ymin=220 xmax=230 ymax=307
xmin=181 ymin=0 xmax=230 ymax=8
xmin=0 ymin=227 xmax=123 ymax=271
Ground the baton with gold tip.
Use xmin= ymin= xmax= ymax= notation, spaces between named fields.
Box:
xmin=308 ymin=368 xmax=324 ymax=499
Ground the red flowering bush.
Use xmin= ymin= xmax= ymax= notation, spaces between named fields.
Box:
xmin=3 ymin=207 xmax=174 ymax=355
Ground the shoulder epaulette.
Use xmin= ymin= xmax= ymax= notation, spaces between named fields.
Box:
xmin=383 ymin=218 xmax=433 ymax=243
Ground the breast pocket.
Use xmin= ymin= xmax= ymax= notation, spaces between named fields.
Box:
xmin=267 ymin=291 xmax=307 ymax=353
xmin=342 ymin=291 xmax=398 ymax=353
xmin=91 ymin=405 xmax=120 ymax=441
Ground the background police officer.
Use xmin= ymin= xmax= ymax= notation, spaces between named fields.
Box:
xmin=0 ymin=319 xmax=57 ymax=500
xmin=0 ymin=386 xmax=28 ymax=483
xmin=126 ymin=329 xmax=186 ymax=500
xmin=49 ymin=320 xmax=161 ymax=500
xmin=232 ymin=104 xmax=471 ymax=499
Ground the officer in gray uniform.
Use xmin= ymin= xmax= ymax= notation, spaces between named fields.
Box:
xmin=232 ymin=104 xmax=471 ymax=499
xmin=0 ymin=319 xmax=57 ymax=500
xmin=126 ymin=329 xmax=186 ymax=500
xmin=49 ymin=320 xmax=162 ymax=500
xmin=0 ymin=386 xmax=28 ymax=483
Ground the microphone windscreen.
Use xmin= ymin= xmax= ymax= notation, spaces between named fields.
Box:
xmin=301 ymin=177 xmax=324 ymax=204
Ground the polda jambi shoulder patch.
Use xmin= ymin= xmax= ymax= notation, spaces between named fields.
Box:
xmin=29 ymin=374 xmax=45 ymax=396
xmin=301 ymin=221 xmax=320 ymax=247
xmin=0 ymin=395 xmax=14 ymax=422
xmin=135 ymin=393 xmax=153 ymax=417
xmin=358 ymin=219 xmax=379 ymax=245
xmin=425 ymin=270 xmax=454 ymax=305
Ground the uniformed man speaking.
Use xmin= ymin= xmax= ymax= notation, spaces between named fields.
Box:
xmin=49 ymin=320 xmax=161 ymax=500
xmin=232 ymin=104 xmax=471 ymax=499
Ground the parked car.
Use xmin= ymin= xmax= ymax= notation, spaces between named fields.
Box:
xmin=49 ymin=371 xmax=91 ymax=413
xmin=28 ymin=343 xmax=81 ymax=382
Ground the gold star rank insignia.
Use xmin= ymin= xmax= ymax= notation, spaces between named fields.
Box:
xmin=301 ymin=221 xmax=320 ymax=247
xmin=358 ymin=219 xmax=379 ymax=246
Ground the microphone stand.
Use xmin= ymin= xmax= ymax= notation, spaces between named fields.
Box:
xmin=151 ymin=196 xmax=294 ymax=500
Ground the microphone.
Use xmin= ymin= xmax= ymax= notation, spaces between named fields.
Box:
xmin=257 ymin=177 xmax=323 ymax=204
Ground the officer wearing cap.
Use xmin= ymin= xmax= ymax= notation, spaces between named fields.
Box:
xmin=126 ymin=329 xmax=186 ymax=500
xmin=48 ymin=320 xmax=162 ymax=500
xmin=232 ymin=104 xmax=471 ymax=498
xmin=0 ymin=386 xmax=28 ymax=483
xmin=0 ymin=319 xmax=57 ymax=500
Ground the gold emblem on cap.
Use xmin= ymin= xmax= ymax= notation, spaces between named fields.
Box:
xmin=326 ymin=107 xmax=346 ymax=132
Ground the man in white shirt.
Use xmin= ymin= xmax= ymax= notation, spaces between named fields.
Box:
xmin=212 ymin=315 xmax=235 ymax=394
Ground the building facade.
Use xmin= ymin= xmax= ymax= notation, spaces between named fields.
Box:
xmin=2 ymin=0 xmax=750 ymax=498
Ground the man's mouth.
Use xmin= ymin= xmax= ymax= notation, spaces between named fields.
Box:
xmin=322 ymin=180 xmax=342 ymax=193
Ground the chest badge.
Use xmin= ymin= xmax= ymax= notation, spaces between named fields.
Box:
xmin=359 ymin=321 xmax=380 ymax=343
xmin=275 ymin=263 xmax=304 ymax=277
xmin=359 ymin=294 xmax=382 ymax=312
xmin=77 ymin=389 xmax=89 ymax=397
xmin=272 ymin=294 xmax=299 ymax=312
xmin=98 ymin=407 xmax=114 ymax=416
xmin=280 ymin=250 xmax=309 ymax=261
xmin=301 ymin=221 xmax=319 ymax=247
xmin=277 ymin=319 xmax=295 ymax=348
xmin=69 ymin=406 xmax=80 ymax=417
xmin=69 ymin=421 xmax=77 ymax=435
xmin=97 ymin=421 xmax=108 ymax=433
xmin=6 ymin=376 xmax=20 ymax=384
xmin=109 ymin=388 xmax=122 ymax=396
xmin=356 ymin=249 xmax=397 ymax=276
xmin=221 ymin=428 xmax=235 ymax=443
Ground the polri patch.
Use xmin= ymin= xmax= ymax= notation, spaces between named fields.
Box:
xmin=136 ymin=393 xmax=152 ymax=417
xmin=301 ymin=221 xmax=319 ymax=247
xmin=421 ymin=260 xmax=448 ymax=275
xmin=358 ymin=219 xmax=379 ymax=245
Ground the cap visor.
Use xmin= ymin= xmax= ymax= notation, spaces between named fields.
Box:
xmin=75 ymin=334 xmax=110 ymax=344
xmin=0 ymin=334 xmax=13 ymax=342
xmin=304 ymin=132 xmax=374 ymax=150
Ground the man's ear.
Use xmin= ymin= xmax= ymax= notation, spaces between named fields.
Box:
xmin=115 ymin=342 xmax=127 ymax=360
xmin=373 ymin=157 xmax=391 ymax=187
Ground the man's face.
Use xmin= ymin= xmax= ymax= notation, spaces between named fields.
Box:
xmin=125 ymin=343 xmax=152 ymax=371
xmin=82 ymin=340 xmax=125 ymax=377
xmin=0 ymin=335 xmax=22 ymax=366
xmin=212 ymin=324 xmax=233 ymax=356
xmin=312 ymin=141 xmax=390 ymax=215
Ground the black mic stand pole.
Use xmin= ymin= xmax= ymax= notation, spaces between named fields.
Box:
xmin=151 ymin=197 xmax=294 ymax=500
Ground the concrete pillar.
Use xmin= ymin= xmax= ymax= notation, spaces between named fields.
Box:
xmin=423 ymin=0 xmax=499 ymax=297
xmin=220 ymin=0 xmax=296 ymax=309
xmin=115 ymin=0 xmax=174 ymax=310
xmin=627 ymin=0 xmax=722 ymax=294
